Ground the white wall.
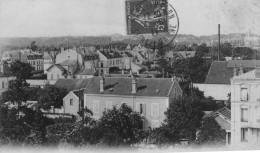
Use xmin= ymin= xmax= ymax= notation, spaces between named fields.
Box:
xmin=193 ymin=83 xmax=231 ymax=101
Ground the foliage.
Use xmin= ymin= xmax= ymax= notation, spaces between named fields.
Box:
xmin=38 ymin=84 xmax=69 ymax=110
xmin=197 ymin=117 xmax=226 ymax=145
xmin=9 ymin=60 xmax=34 ymax=81
xmin=170 ymin=56 xmax=212 ymax=83
xmin=162 ymin=96 xmax=204 ymax=143
xmin=98 ymin=104 xmax=145 ymax=146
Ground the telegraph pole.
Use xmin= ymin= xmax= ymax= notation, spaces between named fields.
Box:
xmin=218 ymin=24 xmax=220 ymax=61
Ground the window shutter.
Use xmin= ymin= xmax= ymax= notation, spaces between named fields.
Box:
xmin=143 ymin=104 xmax=146 ymax=115
xmin=136 ymin=102 xmax=140 ymax=113
xmin=93 ymin=101 xmax=99 ymax=113
xmin=151 ymin=103 xmax=159 ymax=117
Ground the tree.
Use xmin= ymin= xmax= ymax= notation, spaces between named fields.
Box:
xmin=163 ymin=96 xmax=204 ymax=142
xmin=30 ymin=41 xmax=37 ymax=52
xmin=98 ymin=104 xmax=145 ymax=146
xmin=197 ymin=117 xmax=226 ymax=145
xmin=38 ymin=84 xmax=69 ymax=110
xmin=170 ymin=56 xmax=212 ymax=83
xmin=9 ymin=60 xmax=34 ymax=81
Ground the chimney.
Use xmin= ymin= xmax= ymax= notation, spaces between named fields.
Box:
xmin=100 ymin=76 xmax=104 ymax=92
xmin=233 ymin=68 xmax=237 ymax=76
xmin=239 ymin=64 xmax=243 ymax=75
xmin=131 ymin=77 xmax=137 ymax=94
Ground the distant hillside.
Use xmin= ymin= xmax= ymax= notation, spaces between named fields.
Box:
xmin=0 ymin=33 xmax=254 ymax=51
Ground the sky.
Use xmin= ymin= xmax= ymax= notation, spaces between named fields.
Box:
xmin=0 ymin=0 xmax=260 ymax=37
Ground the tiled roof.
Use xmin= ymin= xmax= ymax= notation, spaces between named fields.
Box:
xmin=84 ymin=77 xmax=176 ymax=97
xmin=214 ymin=116 xmax=231 ymax=131
xmin=204 ymin=61 xmax=234 ymax=84
xmin=227 ymin=60 xmax=260 ymax=68
xmin=205 ymin=107 xmax=231 ymax=131
xmin=54 ymin=79 xmax=91 ymax=91
xmin=205 ymin=61 xmax=256 ymax=84
xmin=46 ymin=64 xmax=70 ymax=75
xmin=79 ymin=69 xmax=96 ymax=75
xmin=59 ymin=59 xmax=76 ymax=66
xmin=100 ymin=51 xmax=122 ymax=59
xmin=43 ymin=52 xmax=52 ymax=60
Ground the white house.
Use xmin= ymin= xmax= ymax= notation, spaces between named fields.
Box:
xmin=230 ymin=67 xmax=260 ymax=147
xmin=46 ymin=64 xmax=70 ymax=80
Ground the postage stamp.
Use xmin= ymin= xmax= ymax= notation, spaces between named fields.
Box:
xmin=125 ymin=0 xmax=179 ymax=45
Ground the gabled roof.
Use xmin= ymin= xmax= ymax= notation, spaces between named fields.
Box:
xmin=176 ymin=51 xmax=196 ymax=59
xmin=54 ymin=79 xmax=91 ymax=91
xmin=125 ymin=44 xmax=132 ymax=50
xmin=99 ymin=51 xmax=122 ymax=59
xmin=205 ymin=107 xmax=231 ymax=131
xmin=59 ymin=59 xmax=76 ymax=66
xmin=205 ymin=61 xmax=256 ymax=84
xmin=84 ymin=77 xmax=177 ymax=97
xmin=46 ymin=64 xmax=70 ymax=75
xmin=233 ymin=68 xmax=260 ymax=80
xmin=43 ymin=52 xmax=52 ymax=60
xmin=204 ymin=61 xmax=234 ymax=84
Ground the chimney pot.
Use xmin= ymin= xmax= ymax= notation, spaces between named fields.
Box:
xmin=100 ymin=77 xmax=104 ymax=92
xmin=131 ymin=77 xmax=137 ymax=94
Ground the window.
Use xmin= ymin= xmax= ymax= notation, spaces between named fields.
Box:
xmin=2 ymin=82 xmax=4 ymax=89
xmin=241 ymin=108 xmax=249 ymax=122
xmin=106 ymin=101 xmax=112 ymax=111
xmin=57 ymin=74 xmax=60 ymax=79
xmin=241 ymin=128 xmax=248 ymax=142
xmin=174 ymin=87 xmax=177 ymax=97
xmin=93 ymin=101 xmax=99 ymax=114
xmin=241 ymin=88 xmax=248 ymax=101
xmin=151 ymin=120 xmax=160 ymax=129
xmin=151 ymin=103 xmax=159 ymax=117
xmin=70 ymin=99 xmax=73 ymax=105
xmin=140 ymin=103 xmax=146 ymax=115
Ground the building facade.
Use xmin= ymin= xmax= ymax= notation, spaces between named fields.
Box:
xmin=84 ymin=76 xmax=182 ymax=129
xmin=230 ymin=68 xmax=260 ymax=146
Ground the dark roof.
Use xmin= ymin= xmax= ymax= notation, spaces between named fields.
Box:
xmin=73 ymin=89 xmax=84 ymax=100
xmin=124 ymin=52 xmax=134 ymax=58
xmin=205 ymin=61 xmax=255 ymax=84
xmin=46 ymin=64 xmax=70 ymax=75
xmin=204 ymin=61 xmax=234 ymax=84
xmin=79 ymin=69 xmax=96 ymax=75
xmin=227 ymin=60 xmax=260 ymax=68
xmin=84 ymin=77 xmax=176 ymax=97
xmin=54 ymin=79 xmax=91 ymax=91
xmin=100 ymin=51 xmax=122 ymax=59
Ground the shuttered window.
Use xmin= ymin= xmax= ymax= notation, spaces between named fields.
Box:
xmin=151 ymin=103 xmax=159 ymax=117
xmin=241 ymin=88 xmax=248 ymax=101
xmin=93 ymin=101 xmax=99 ymax=114
xmin=140 ymin=103 xmax=146 ymax=115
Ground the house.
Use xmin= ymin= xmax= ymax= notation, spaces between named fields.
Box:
xmin=122 ymin=52 xmax=134 ymax=69
xmin=43 ymin=52 xmax=54 ymax=73
xmin=204 ymin=107 xmax=231 ymax=145
xmin=46 ymin=64 xmax=71 ymax=80
xmin=230 ymin=67 xmax=260 ymax=146
xmin=97 ymin=50 xmax=123 ymax=74
xmin=131 ymin=62 xmax=147 ymax=74
xmin=194 ymin=60 xmax=260 ymax=102
xmin=165 ymin=51 xmax=196 ymax=62
xmin=131 ymin=44 xmax=154 ymax=63
xmin=84 ymin=76 xmax=182 ymax=129
xmin=9 ymin=50 xmax=44 ymax=71
xmin=0 ymin=73 xmax=15 ymax=95
xmin=55 ymin=79 xmax=91 ymax=116
xmin=55 ymin=49 xmax=83 ymax=68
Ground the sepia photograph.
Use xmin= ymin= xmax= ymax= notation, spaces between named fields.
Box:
xmin=0 ymin=0 xmax=260 ymax=152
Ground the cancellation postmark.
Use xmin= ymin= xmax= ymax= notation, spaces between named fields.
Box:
xmin=125 ymin=0 xmax=179 ymax=46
